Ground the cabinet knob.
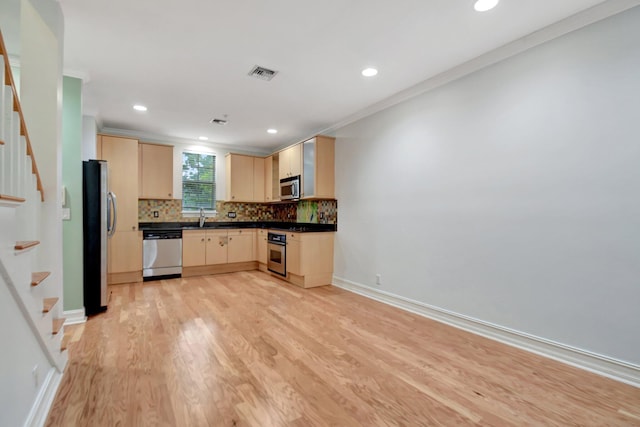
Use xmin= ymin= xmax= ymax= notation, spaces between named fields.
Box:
xmin=168 ymin=193 xmax=172 ymax=197
xmin=132 ymin=226 xmax=136 ymax=230
xmin=201 ymin=238 xmax=205 ymax=242
xmin=208 ymin=238 xmax=211 ymax=241
xmin=229 ymin=237 xmax=233 ymax=241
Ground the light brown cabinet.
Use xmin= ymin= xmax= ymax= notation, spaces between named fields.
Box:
xmin=253 ymin=157 xmax=265 ymax=202
xmin=228 ymin=229 xmax=255 ymax=263
xmin=226 ymin=154 xmax=254 ymax=201
xmin=183 ymin=230 xmax=206 ymax=267
xmin=264 ymin=156 xmax=278 ymax=202
xmin=278 ymin=143 xmax=302 ymax=180
xmin=285 ymin=232 xmax=335 ymax=288
xmin=206 ymin=230 xmax=228 ymax=265
xmin=183 ymin=229 xmax=228 ymax=266
xmin=302 ymin=135 xmax=335 ymax=199
xmin=139 ymin=143 xmax=173 ymax=199
xmin=226 ymin=154 xmax=266 ymax=202
xmin=99 ymin=134 xmax=142 ymax=283
xmin=257 ymin=229 xmax=268 ymax=268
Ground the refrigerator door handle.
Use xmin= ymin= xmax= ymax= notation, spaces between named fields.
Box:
xmin=107 ymin=191 xmax=117 ymax=237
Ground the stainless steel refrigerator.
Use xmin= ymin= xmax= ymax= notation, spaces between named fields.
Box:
xmin=82 ymin=160 xmax=116 ymax=315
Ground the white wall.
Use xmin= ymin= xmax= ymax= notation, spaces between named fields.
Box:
xmin=82 ymin=115 xmax=97 ymax=161
xmin=334 ymin=7 xmax=640 ymax=366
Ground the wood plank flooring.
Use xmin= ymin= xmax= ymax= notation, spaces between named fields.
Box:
xmin=46 ymin=271 xmax=640 ymax=426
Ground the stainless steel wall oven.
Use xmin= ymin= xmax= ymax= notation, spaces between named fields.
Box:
xmin=267 ymin=232 xmax=286 ymax=276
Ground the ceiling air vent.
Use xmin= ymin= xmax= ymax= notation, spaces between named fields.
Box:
xmin=248 ymin=65 xmax=278 ymax=81
xmin=210 ymin=118 xmax=228 ymax=125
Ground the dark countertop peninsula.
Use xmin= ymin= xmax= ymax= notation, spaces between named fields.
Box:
xmin=139 ymin=221 xmax=337 ymax=233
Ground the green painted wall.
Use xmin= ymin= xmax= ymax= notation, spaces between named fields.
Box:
xmin=62 ymin=76 xmax=83 ymax=311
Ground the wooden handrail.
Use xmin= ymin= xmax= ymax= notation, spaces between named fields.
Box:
xmin=0 ymin=29 xmax=45 ymax=201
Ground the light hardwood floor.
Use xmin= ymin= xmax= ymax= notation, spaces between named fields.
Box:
xmin=46 ymin=271 xmax=640 ymax=426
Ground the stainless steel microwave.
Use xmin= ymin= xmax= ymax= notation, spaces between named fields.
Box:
xmin=280 ymin=175 xmax=300 ymax=200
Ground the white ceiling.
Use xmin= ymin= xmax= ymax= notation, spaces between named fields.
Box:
xmin=59 ymin=0 xmax=617 ymax=152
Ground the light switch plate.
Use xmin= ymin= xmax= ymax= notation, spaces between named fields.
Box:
xmin=228 ymin=212 xmax=237 ymax=218
xmin=62 ymin=208 xmax=71 ymax=220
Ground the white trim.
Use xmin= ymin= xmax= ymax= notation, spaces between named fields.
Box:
xmin=63 ymin=308 xmax=86 ymax=325
xmin=23 ymin=367 xmax=63 ymax=427
xmin=332 ymin=276 xmax=640 ymax=388
xmin=321 ymin=0 xmax=640 ymax=136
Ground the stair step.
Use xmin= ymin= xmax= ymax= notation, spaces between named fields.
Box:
xmin=60 ymin=335 xmax=70 ymax=352
xmin=42 ymin=297 xmax=58 ymax=313
xmin=0 ymin=194 xmax=26 ymax=207
xmin=52 ymin=318 xmax=64 ymax=335
xmin=0 ymin=194 xmax=23 ymax=202
xmin=31 ymin=272 xmax=51 ymax=287
xmin=15 ymin=240 xmax=40 ymax=250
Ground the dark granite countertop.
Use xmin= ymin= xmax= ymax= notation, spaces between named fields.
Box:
xmin=139 ymin=221 xmax=337 ymax=233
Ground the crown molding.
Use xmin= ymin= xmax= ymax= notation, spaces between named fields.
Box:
xmin=323 ymin=0 xmax=640 ymax=135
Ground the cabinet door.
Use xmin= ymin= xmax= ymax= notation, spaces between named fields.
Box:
xmin=253 ymin=157 xmax=265 ymax=202
xmin=264 ymin=156 xmax=273 ymax=202
xmin=315 ymin=135 xmax=335 ymax=199
xmin=228 ymin=230 xmax=253 ymax=263
xmin=183 ymin=231 xmax=206 ymax=267
xmin=278 ymin=148 xmax=289 ymax=180
xmin=286 ymin=236 xmax=301 ymax=276
xmin=100 ymin=135 xmax=139 ymax=232
xmin=206 ymin=231 xmax=228 ymax=265
xmin=257 ymin=229 xmax=268 ymax=264
xmin=226 ymin=154 xmax=254 ymax=201
xmin=289 ymin=143 xmax=302 ymax=177
xmin=140 ymin=143 xmax=173 ymax=199
xmin=108 ymin=230 xmax=142 ymax=273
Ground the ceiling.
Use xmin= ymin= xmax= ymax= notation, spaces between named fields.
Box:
xmin=59 ymin=0 xmax=613 ymax=152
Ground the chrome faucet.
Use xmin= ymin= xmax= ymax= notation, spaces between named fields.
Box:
xmin=199 ymin=208 xmax=206 ymax=228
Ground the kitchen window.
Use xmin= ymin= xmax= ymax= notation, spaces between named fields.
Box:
xmin=182 ymin=151 xmax=216 ymax=211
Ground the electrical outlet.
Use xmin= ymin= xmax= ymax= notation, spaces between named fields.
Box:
xmin=153 ymin=211 xmax=159 ymax=218
xmin=319 ymin=212 xmax=324 ymax=220
xmin=376 ymin=274 xmax=382 ymax=286
xmin=228 ymin=212 xmax=237 ymax=218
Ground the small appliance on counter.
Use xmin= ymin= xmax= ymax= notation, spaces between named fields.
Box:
xmin=280 ymin=175 xmax=300 ymax=200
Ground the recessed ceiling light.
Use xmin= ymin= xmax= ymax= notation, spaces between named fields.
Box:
xmin=267 ymin=129 xmax=278 ymax=134
xmin=474 ymin=0 xmax=499 ymax=12
xmin=198 ymin=136 xmax=208 ymax=141
xmin=362 ymin=68 xmax=378 ymax=77
xmin=133 ymin=104 xmax=147 ymax=112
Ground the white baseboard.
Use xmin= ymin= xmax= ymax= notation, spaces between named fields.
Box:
xmin=63 ymin=308 xmax=86 ymax=325
xmin=332 ymin=276 xmax=640 ymax=388
xmin=24 ymin=367 xmax=63 ymax=427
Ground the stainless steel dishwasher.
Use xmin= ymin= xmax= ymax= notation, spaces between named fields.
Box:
xmin=143 ymin=230 xmax=182 ymax=281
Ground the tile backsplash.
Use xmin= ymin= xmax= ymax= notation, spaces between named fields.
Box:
xmin=138 ymin=199 xmax=337 ymax=225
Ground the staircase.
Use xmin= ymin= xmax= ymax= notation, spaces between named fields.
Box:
xmin=0 ymin=29 xmax=68 ymax=378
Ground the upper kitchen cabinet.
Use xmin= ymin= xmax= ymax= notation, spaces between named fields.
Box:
xmin=139 ymin=142 xmax=173 ymax=199
xmin=225 ymin=153 xmax=265 ymax=202
xmin=302 ymin=135 xmax=335 ymax=199
xmin=99 ymin=135 xmax=139 ymax=232
xmin=98 ymin=134 xmax=142 ymax=284
xmin=264 ymin=155 xmax=279 ymax=202
xmin=278 ymin=143 xmax=302 ymax=180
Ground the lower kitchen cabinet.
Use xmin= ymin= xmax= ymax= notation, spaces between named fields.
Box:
xmin=182 ymin=229 xmax=257 ymax=277
xmin=108 ymin=230 xmax=142 ymax=284
xmin=228 ymin=229 xmax=254 ymax=263
xmin=205 ymin=230 xmax=228 ymax=265
xmin=181 ymin=228 xmax=334 ymax=286
xmin=257 ymin=229 xmax=268 ymax=270
xmin=183 ymin=230 xmax=206 ymax=267
xmin=285 ymin=232 xmax=334 ymax=288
